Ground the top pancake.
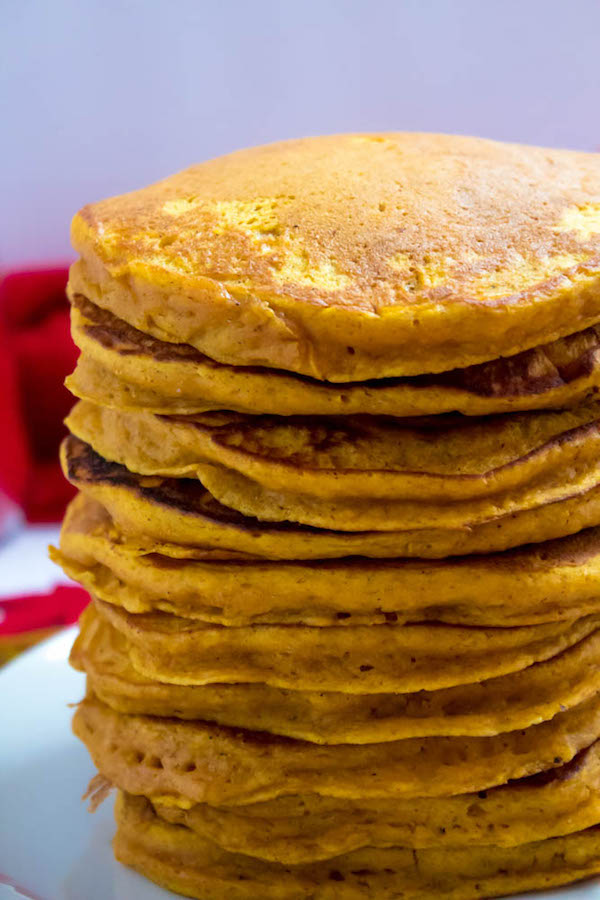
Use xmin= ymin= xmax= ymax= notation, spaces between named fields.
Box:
xmin=70 ymin=133 xmax=600 ymax=381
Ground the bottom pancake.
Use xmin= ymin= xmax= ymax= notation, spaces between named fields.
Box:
xmin=115 ymin=792 xmax=600 ymax=899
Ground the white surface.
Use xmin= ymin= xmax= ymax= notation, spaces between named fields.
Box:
xmin=0 ymin=627 xmax=176 ymax=899
xmin=0 ymin=631 xmax=600 ymax=899
xmin=0 ymin=526 xmax=68 ymax=598
xmin=3 ymin=0 xmax=600 ymax=264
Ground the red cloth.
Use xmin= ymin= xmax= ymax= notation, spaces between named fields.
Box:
xmin=0 ymin=584 xmax=88 ymax=636
xmin=0 ymin=267 xmax=89 ymax=651
xmin=0 ymin=267 xmax=78 ymax=522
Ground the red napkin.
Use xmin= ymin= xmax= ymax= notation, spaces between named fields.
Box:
xmin=0 ymin=584 xmax=88 ymax=636
xmin=0 ymin=583 xmax=88 ymax=663
xmin=0 ymin=267 xmax=89 ymax=658
xmin=0 ymin=266 xmax=78 ymax=523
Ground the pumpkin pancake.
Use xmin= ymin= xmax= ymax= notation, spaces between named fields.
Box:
xmin=53 ymin=494 xmax=600 ymax=628
xmin=69 ymin=296 xmax=600 ymax=417
xmin=115 ymin=793 xmax=600 ymax=899
xmin=73 ymin=692 xmax=600 ymax=804
xmin=67 ymin=398 xmax=600 ymax=530
xmin=62 ymin=134 xmax=600 ymax=899
xmin=67 ymin=398 xmax=600 ymax=503
xmin=73 ymin=606 xmax=600 ymax=743
xmin=61 ymin=436 xmax=600 ymax=558
xmin=191 ymin=455 xmax=600 ymax=530
xmin=152 ymin=741 xmax=600 ymax=858
xmin=93 ymin=598 xmax=600 ymax=695
xmin=69 ymin=134 xmax=600 ymax=381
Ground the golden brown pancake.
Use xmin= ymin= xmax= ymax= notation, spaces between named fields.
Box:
xmin=70 ymin=134 xmax=600 ymax=381
xmin=53 ymin=494 xmax=600 ymax=628
xmin=73 ymin=692 xmax=600 ymax=805
xmin=69 ymin=296 xmax=600 ymax=417
xmin=67 ymin=397 xmax=600 ymax=530
xmin=114 ymin=794 xmax=600 ymax=899
xmin=93 ymin=597 xmax=600 ymax=695
xmin=152 ymin=741 xmax=600 ymax=858
xmin=67 ymin=398 xmax=600 ymax=502
xmin=73 ymin=606 xmax=600 ymax=743
xmin=191 ymin=455 xmax=600 ymax=530
xmin=61 ymin=436 xmax=600 ymax=559
xmin=63 ymin=133 xmax=600 ymax=899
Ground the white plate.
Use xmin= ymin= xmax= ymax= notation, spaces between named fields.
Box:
xmin=0 ymin=627 xmax=174 ymax=900
xmin=0 ymin=628 xmax=599 ymax=900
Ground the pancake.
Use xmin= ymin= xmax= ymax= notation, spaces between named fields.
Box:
xmin=63 ymin=133 xmax=600 ymax=899
xmin=94 ymin=598 xmax=600 ymax=694
xmin=73 ymin=606 xmax=600 ymax=743
xmin=153 ymin=741 xmax=600 ymax=858
xmin=69 ymin=296 xmax=600 ymax=417
xmin=192 ymin=454 xmax=600 ymax=530
xmin=67 ymin=398 xmax=600 ymax=502
xmin=115 ymin=794 xmax=600 ymax=900
xmin=73 ymin=692 xmax=600 ymax=804
xmin=70 ymin=134 xmax=600 ymax=381
xmin=54 ymin=494 xmax=600 ymax=628
xmin=61 ymin=436 xmax=600 ymax=559
xmin=67 ymin=398 xmax=600 ymax=530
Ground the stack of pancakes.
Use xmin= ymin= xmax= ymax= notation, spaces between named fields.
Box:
xmin=53 ymin=133 xmax=600 ymax=898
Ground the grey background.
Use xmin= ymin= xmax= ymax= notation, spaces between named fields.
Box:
xmin=2 ymin=0 xmax=600 ymax=264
